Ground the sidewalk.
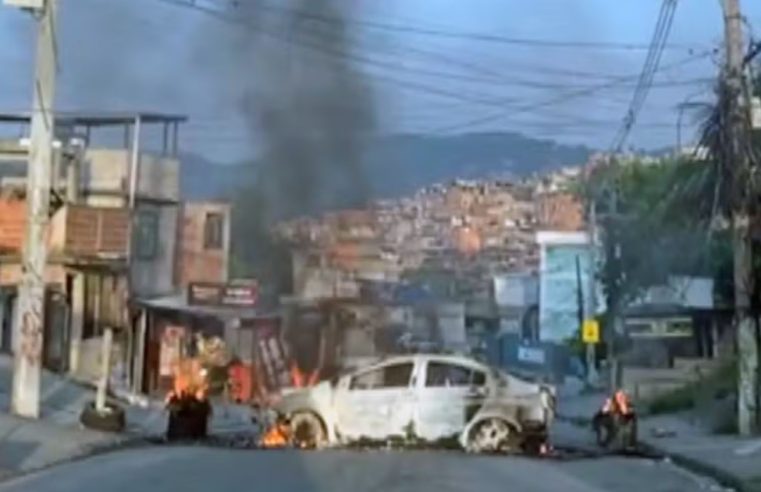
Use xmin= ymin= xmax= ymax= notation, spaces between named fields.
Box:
xmin=558 ymin=388 xmax=761 ymax=492
xmin=0 ymin=356 xmax=256 ymax=476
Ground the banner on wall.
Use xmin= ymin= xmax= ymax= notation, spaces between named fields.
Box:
xmin=159 ymin=325 xmax=185 ymax=377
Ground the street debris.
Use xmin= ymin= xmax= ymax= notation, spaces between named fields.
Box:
xmin=592 ymin=390 xmax=638 ymax=450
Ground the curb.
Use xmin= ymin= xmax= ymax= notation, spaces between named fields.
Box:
xmin=0 ymin=433 xmax=158 ymax=485
xmin=557 ymin=413 xmax=756 ymax=491
xmin=638 ymin=440 xmax=759 ymax=492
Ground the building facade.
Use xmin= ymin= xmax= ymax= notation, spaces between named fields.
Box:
xmin=174 ymin=201 xmax=231 ymax=289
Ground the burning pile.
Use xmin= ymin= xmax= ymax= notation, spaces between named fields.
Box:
xmin=260 ymin=416 xmax=292 ymax=448
xmin=165 ymin=358 xmax=212 ymax=441
xmin=592 ymin=390 xmax=637 ymax=450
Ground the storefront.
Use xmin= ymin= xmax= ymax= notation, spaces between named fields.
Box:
xmin=135 ymin=282 xmax=287 ymax=401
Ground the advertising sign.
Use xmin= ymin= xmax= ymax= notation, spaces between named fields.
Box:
xmin=188 ymin=282 xmax=258 ymax=307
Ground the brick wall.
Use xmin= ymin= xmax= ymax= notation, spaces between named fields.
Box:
xmin=0 ymin=196 xmax=26 ymax=255
xmin=175 ymin=202 xmax=230 ymax=288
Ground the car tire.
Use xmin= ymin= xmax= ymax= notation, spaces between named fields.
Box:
xmin=290 ymin=411 xmax=327 ymax=449
xmin=79 ymin=401 xmax=126 ymax=433
xmin=466 ymin=418 xmax=520 ymax=454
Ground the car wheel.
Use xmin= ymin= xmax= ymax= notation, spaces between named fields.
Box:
xmin=79 ymin=401 xmax=126 ymax=433
xmin=290 ymin=412 xmax=327 ymax=449
xmin=466 ymin=418 xmax=520 ymax=454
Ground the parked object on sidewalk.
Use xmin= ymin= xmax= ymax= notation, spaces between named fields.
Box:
xmin=79 ymin=401 xmax=126 ymax=433
xmin=592 ymin=390 xmax=637 ymax=450
xmin=268 ymin=353 xmax=555 ymax=453
xmin=80 ymin=327 xmax=126 ymax=433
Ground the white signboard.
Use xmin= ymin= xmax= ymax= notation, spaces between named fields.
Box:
xmin=517 ymin=346 xmax=546 ymax=365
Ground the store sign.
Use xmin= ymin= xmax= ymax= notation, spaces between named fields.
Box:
xmin=188 ymin=282 xmax=258 ymax=307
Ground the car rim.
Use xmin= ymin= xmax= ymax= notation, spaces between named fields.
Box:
xmin=291 ymin=413 xmax=325 ymax=449
xmin=472 ymin=418 xmax=513 ymax=453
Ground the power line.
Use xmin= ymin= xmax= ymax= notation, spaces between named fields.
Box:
xmin=429 ymin=50 xmax=714 ymax=133
xmin=211 ymin=0 xmax=704 ymax=52
xmin=147 ymin=0 xmax=714 ymax=111
xmin=610 ymin=0 xmax=679 ymax=152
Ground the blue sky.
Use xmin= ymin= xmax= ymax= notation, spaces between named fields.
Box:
xmin=1 ymin=0 xmax=760 ymax=162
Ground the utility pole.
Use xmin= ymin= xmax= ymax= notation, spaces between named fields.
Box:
xmin=722 ymin=0 xmax=759 ymax=436
xmin=10 ymin=0 xmax=58 ymax=419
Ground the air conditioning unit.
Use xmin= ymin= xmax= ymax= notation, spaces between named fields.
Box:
xmin=4 ymin=0 xmax=44 ymax=9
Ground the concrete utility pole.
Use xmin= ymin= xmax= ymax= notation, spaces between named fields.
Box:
xmin=10 ymin=0 xmax=58 ymax=419
xmin=722 ymin=0 xmax=759 ymax=436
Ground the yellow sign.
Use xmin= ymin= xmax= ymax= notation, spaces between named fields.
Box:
xmin=582 ymin=319 xmax=600 ymax=344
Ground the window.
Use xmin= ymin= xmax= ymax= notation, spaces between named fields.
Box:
xmin=203 ymin=212 xmax=224 ymax=250
xmin=135 ymin=210 xmax=159 ymax=260
xmin=350 ymin=362 xmax=413 ymax=390
xmin=425 ymin=362 xmax=486 ymax=388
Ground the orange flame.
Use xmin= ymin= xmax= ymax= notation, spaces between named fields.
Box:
xmin=260 ymin=421 xmax=291 ymax=448
xmin=601 ymin=390 xmax=632 ymax=416
xmin=290 ymin=362 xmax=320 ymax=388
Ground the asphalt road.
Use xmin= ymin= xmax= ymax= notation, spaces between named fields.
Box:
xmin=0 ymin=445 xmax=727 ymax=492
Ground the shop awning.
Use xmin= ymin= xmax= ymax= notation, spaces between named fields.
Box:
xmin=136 ymin=293 xmax=271 ymax=321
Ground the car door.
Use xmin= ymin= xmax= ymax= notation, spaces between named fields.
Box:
xmin=333 ymin=361 xmax=417 ymax=441
xmin=414 ymin=360 xmax=488 ymax=441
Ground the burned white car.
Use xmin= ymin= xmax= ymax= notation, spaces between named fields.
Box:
xmin=271 ymin=354 xmax=555 ymax=453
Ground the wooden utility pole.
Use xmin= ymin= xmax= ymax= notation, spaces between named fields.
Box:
xmin=722 ymin=0 xmax=758 ymax=436
xmin=10 ymin=0 xmax=58 ymax=419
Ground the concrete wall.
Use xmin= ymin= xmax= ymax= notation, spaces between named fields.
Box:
xmin=82 ymin=148 xmax=180 ymax=298
xmin=83 ymin=149 xmax=179 ymax=202
xmin=174 ymin=201 xmax=230 ymax=288
xmin=131 ymin=203 xmax=179 ymax=297
xmin=493 ymin=273 xmax=538 ymax=308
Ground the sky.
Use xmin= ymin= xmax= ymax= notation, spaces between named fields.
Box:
xmin=0 ymin=0 xmax=760 ymax=162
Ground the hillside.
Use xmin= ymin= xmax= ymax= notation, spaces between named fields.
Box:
xmin=181 ymin=132 xmax=592 ymax=201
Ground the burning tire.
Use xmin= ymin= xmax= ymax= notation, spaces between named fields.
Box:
xmin=80 ymin=401 xmax=126 ymax=433
xmin=465 ymin=418 xmax=520 ymax=454
xmin=166 ymin=396 xmax=211 ymax=441
xmin=290 ymin=412 xmax=327 ymax=449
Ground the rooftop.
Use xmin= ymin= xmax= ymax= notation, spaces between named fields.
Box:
xmin=0 ymin=111 xmax=187 ymax=127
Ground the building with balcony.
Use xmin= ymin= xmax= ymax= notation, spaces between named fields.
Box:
xmin=0 ymin=112 xmax=185 ymax=386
